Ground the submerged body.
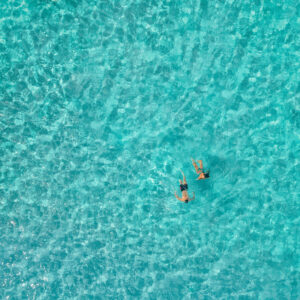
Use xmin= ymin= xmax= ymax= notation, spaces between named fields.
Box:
xmin=191 ymin=158 xmax=210 ymax=180
xmin=174 ymin=171 xmax=195 ymax=203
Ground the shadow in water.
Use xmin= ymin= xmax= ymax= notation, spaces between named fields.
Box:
xmin=206 ymin=154 xmax=228 ymax=176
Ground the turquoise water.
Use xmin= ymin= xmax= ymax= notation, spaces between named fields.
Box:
xmin=1 ymin=0 xmax=299 ymax=298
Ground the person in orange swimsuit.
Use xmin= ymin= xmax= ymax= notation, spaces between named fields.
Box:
xmin=174 ymin=170 xmax=195 ymax=203
xmin=191 ymin=158 xmax=210 ymax=180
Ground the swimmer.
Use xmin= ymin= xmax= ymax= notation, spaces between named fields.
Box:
xmin=191 ymin=158 xmax=210 ymax=180
xmin=174 ymin=170 xmax=195 ymax=203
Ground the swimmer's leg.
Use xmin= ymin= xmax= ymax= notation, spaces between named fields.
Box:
xmin=191 ymin=158 xmax=200 ymax=173
xmin=198 ymin=160 xmax=203 ymax=170
xmin=180 ymin=170 xmax=187 ymax=184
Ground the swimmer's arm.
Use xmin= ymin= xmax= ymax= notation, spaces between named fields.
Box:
xmin=174 ymin=192 xmax=184 ymax=202
xmin=190 ymin=192 xmax=195 ymax=201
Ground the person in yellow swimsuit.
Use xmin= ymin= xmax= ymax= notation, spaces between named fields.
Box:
xmin=191 ymin=158 xmax=210 ymax=180
xmin=174 ymin=170 xmax=195 ymax=203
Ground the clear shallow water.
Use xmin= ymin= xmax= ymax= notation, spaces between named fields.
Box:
xmin=0 ymin=0 xmax=299 ymax=298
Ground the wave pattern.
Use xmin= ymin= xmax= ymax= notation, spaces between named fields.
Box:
xmin=0 ymin=0 xmax=299 ymax=298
